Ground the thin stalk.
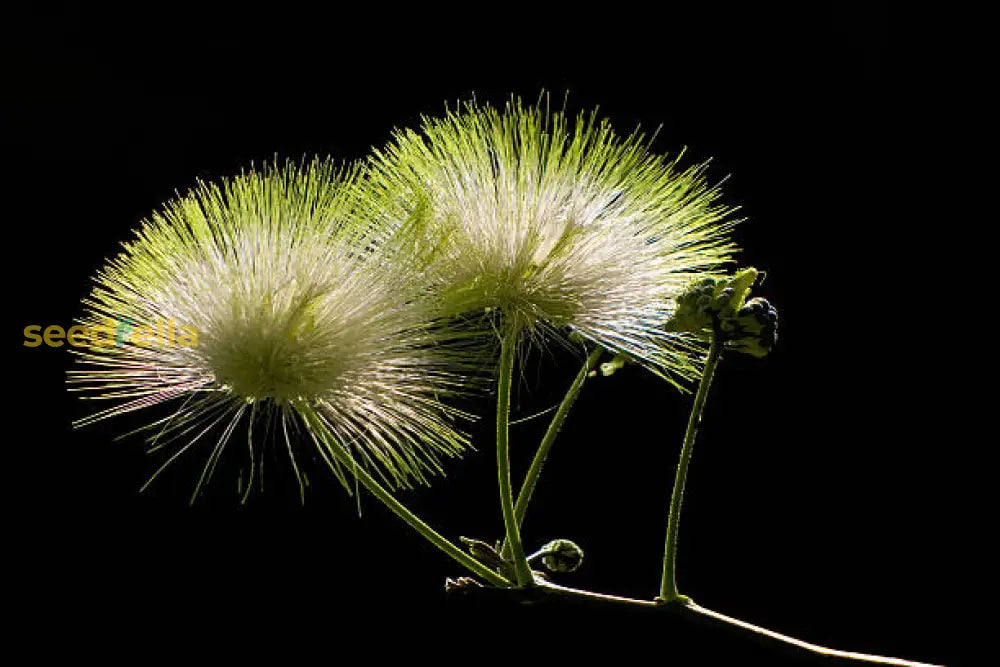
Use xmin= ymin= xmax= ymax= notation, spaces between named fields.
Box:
xmin=660 ymin=336 xmax=723 ymax=601
xmin=496 ymin=327 xmax=534 ymax=587
xmin=299 ymin=405 xmax=511 ymax=588
xmin=449 ymin=581 xmax=939 ymax=665
xmin=536 ymin=580 xmax=660 ymax=607
xmin=515 ymin=346 xmax=604 ymax=528
xmin=500 ymin=346 xmax=603 ymax=560
xmin=681 ymin=602 xmax=942 ymax=667
xmin=351 ymin=461 xmax=512 ymax=588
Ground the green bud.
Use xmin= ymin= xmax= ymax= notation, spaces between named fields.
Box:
xmin=460 ymin=537 xmax=505 ymax=570
xmin=724 ymin=267 xmax=758 ymax=312
xmin=537 ymin=539 xmax=584 ymax=573
xmin=724 ymin=297 xmax=778 ymax=358
xmin=599 ymin=353 xmax=630 ymax=376
xmin=665 ymin=267 xmax=777 ymax=357
xmin=665 ymin=277 xmax=718 ymax=335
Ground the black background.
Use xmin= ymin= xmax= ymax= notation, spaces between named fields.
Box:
xmin=5 ymin=5 xmax=957 ymax=665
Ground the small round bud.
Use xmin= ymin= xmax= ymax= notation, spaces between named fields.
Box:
xmin=599 ymin=353 xmax=629 ymax=376
xmin=538 ymin=539 xmax=584 ymax=573
xmin=724 ymin=297 xmax=778 ymax=358
xmin=712 ymin=287 xmax=735 ymax=312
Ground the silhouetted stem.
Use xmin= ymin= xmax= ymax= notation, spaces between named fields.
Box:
xmin=496 ymin=327 xmax=534 ymax=586
xmin=450 ymin=583 xmax=941 ymax=665
xmin=500 ymin=346 xmax=603 ymax=560
xmin=299 ymin=405 xmax=511 ymax=588
xmin=680 ymin=602 xmax=941 ymax=666
xmin=660 ymin=336 xmax=722 ymax=601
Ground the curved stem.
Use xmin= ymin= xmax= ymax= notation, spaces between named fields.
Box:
xmin=449 ymin=581 xmax=940 ymax=665
xmin=660 ymin=336 xmax=723 ymax=601
xmin=514 ymin=346 xmax=604 ymax=529
xmin=496 ymin=327 xmax=534 ymax=587
xmin=682 ymin=602 xmax=942 ymax=667
xmin=351 ymin=462 xmax=512 ymax=587
xmin=299 ymin=404 xmax=511 ymax=588
xmin=500 ymin=346 xmax=603 ymax=560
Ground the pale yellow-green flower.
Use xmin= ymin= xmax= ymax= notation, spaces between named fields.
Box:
xmin=359 ymin=99 xmax=738 ymax=385
xmin=69 ymin=159 xmax=478 ymax=500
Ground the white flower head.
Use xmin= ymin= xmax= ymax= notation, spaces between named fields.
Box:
xmin=360 ymin=98 xmax=739 ymax=385
xmin=69 ymin=158 xmax=478 ymax=500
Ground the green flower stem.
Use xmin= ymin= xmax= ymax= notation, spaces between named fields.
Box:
xmin=660 ymin=335 xmax=723 ymax=601
xmin=300 ymin=405 xmax=511 ymax=588
xmin=350 ymin=463 xmax=512 ymax=588
xmin=496 ymin=326 xmax=534 ymax=587
xmin=500 ymin=346 xmax=603 ymax=561
xmin=515 ymin=346 xmax=604 ymax=526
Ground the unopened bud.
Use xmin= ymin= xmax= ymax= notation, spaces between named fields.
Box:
xmin=537 ymin=539 xmax=584 ymax=573
xmin=599 ymin=354 xmax=629 ymax=376
xmin=665 ymin=268 xmax=777 ymax=357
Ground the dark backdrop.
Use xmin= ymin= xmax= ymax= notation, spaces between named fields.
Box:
xmin=6 ymin=5 xmax=954 ymax=665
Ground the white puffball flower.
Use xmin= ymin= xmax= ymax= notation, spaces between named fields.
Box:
xmin=359 ymin=99 xmax=738 ymax=385
xmin=68 ymin=159 xmax=479 ymax=501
